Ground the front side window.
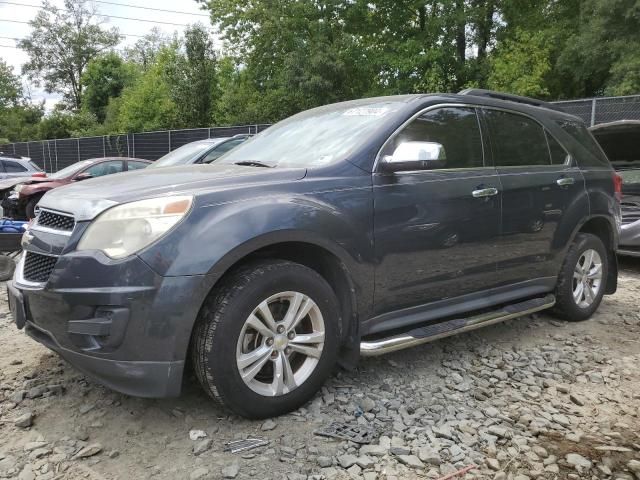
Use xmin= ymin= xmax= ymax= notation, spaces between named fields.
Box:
xmin=381 ymin=107 xmax=484 ymax=170
xmin=484 ymin=110 xmax=550 ymax=167
xmin=3 ymin=161 xmax=28 ymax=173
xmin=83 ymin=161 xmax=124 ymax=178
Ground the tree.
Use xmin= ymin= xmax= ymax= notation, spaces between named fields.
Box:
xmin=0 ymin=59 xmax=22 ymax=110
xmin=164 ymin=24 xmax=218 ymax=127
xmin=18 ymin=0 xmax=121 ymax=110
xmin=116 ymin=49 xmax=178 ymax=132
xmin=81 ymin=53 xmax=137 ymax=122
xmin=124 ymin=27 xmax=175 ymax=70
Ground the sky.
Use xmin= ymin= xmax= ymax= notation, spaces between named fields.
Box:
xmin=0 ymin=0 xmax=213 ymax=110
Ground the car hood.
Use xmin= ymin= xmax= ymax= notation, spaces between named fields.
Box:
xmin=39 ymin=164 xmax=307 ymax=221
xmin=0 ymin=176 xmax=50 ymax=192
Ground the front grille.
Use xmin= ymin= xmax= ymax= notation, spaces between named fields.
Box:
xmin=23 ymin=251 xmax=57 ymax=283
xmin=36 ymin=209 xmax=75 ymax=231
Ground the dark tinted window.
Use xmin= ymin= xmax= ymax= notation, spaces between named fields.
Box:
xmin=384 ymin=107 xmax=484 ymax=169
xmin=484 ymin=110 xmax=550 ymax=166
xmin=546 ymin=131 xmax=570 ymax=165
xmin=3 ymin=160 xmax=27 ymax=172
xmin=556 ymin=121 xmax=609 ymax=167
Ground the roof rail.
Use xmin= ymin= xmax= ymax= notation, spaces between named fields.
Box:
xmin=458 ymin=88 xmax=553 ymax=109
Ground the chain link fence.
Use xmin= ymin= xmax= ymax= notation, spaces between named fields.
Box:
xmin=2 ymin=95 xmax=640 ymax=172
xmin=0 ymin=124 xmax=271 ymax=173
xmin=552 ymin=95 xmax=640 ymax=126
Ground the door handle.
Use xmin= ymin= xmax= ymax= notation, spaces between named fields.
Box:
xmin=556 ymin=177 xmax=575 ymax=186
xmin=472 ymin=187 xmax=499 ymax=198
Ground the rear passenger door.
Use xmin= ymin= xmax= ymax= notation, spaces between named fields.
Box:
xmin=482 ymin=108 xmax=585 ymax=285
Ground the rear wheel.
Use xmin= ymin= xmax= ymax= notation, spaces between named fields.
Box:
xmin=191 ymin=260 xmax=339 ymax=418
xmin=552 ymin=233 xmax=608 ymax=321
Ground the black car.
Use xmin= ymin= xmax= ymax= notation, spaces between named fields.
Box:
xmin=9 ymin=90 xmax=620 ymax=419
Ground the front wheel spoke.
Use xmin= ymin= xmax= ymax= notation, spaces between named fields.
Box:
xmin=573 ymin=282 xmax=584 ymax=303
xmin=583 ymin=251 xmax=594 ymax=272
xmin=289 ymin=343 xmax=323 ymax=359
xmin=574 ymin=263 xmax=584 ymax=276
xmin=280 ymin=352 xmax=296 ymax=390
xmin=282 ymin=293 xmax=304 ymax=330
xmin=257 ymin=301 xmax=278 ymax=332
xmin=587 ymin=264 xmax=602 ymax=279
xmin=246 ymin=314 xmax=274 ymax=338
xmin=290 ymin=332 xmax=325 ymax=344
xmin=584 ymin=283 xmax=595 ymax=303
xmin=271 ymin=355 xmax=286 ymax=395
xmin=238 ymin=347 xmax=272 ymax=382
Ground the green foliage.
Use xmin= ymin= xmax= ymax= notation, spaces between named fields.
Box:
xmin=116 ymin=50 xmax=178 ymax=132
xmin=81 ymin=53 xmax=137 ymax=122
xmin=488 ymin=29 xmax=551 ymax=98
xmin=0 ymin=59 xmax=23 ymax=110
xmin=37 ymin=110 xmax=99 ymax=139
xmin=18 ymin=0 xmax=121 ymax=110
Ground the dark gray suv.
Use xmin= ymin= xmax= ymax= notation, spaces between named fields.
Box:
xmin=8 ymin=90 xmax=620 ymax=418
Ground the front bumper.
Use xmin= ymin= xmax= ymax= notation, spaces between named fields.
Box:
xmin=10 ymin=250 xmax=212 ymax=398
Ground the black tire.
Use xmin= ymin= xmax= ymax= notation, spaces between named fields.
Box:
xmin=25 ymin=195 xmax=42 ymax=220
xmin=0 ymin=255 xmax=16 ymax=281
xmin=552 ymin=233 xmax=608 ymax=322
xmin=191 ymin=260 xmax=340 ymax=419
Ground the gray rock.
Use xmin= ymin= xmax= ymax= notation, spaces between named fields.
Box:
xmin=356 ymin=455 xmax=374 ymax=469
xmin=317 ymin=456 xmax=332 ymax=468
xmin=358 ymin=397 xmax=376 ymax=412
xmin=222 ymin=462 xmax=239 ymax=479
xmin=565 ymin=453 xmax=592 ymax=470
xmin=417 ymin=447 xmax=441 ymax=465
xmin=337 ymin=454 xmax=358 ymax=469
xmin=14 ymin=411 xmax=34 ymax=428
xmin=192 ymin=438 xmax=212 ymax=455
xmin=627 ymin=460 xmax=640 ymax=474
xmin=9 ymin=390 xmax=26 ymax=404
xmin=261 ymin=419 xmax=277 ymax=431
xmin=360 ymin=444 xmax=386 ymax=457
xmin=26 ymin=386 xmax=46 ymax=399
xmin=390 ymin=446 xmax=411 ymax=455
xmin=18 ymin=465 xmax=35 ymax=480
xmin=73 ymin=443 xmax=102 ymax=459
xmin=397 ymin=455 xmax=425 ymax=469
xmin=487 ymin=458 xmax=500 ymax=471
xmin=569 ymin=393 xmax=585 ymax=406
xmin=190 ymin=467 xmax=209 ymax=480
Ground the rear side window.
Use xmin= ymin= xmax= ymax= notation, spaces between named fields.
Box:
xmin=3 ymin=160 xmax=28 ymax=173
xmin=556 ymin=121 xmax=609 ymax=167
xmin=484 ymin=110 xmax=550 ymax=166
xmin=383 ymin=107 xmax=484 ymax=169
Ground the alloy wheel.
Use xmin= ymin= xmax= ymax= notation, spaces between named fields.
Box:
xmin=236 ymin=291 xmax=325 ymax=396
xmin=572 ymin=249 xmax=603 ymax=308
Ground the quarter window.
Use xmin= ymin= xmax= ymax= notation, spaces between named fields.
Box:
xmin=383 ymin=107 xmax=484 ymax=169
xmin=484 ymin=110 xmax=550 ymax=167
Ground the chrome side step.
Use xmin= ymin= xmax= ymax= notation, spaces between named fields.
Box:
xmin=360 ymin=294 xmax=555 ymax=357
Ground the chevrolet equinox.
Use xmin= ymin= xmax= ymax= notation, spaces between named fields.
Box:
xmin=8 ymin=90 xmax=621 ymax=418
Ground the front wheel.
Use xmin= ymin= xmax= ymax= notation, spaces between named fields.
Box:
xmin=552 ymin=233 xmax=608 ymax=321
xmin=191 ymin=260 xmax=340 ymax=418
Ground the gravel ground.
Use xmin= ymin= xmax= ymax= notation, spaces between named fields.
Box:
xmin=1 ymin=258 xmax=640 ymax=480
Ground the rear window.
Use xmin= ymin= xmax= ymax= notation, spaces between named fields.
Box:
xmin=484 ymin=110 xmax=550 ymax=167
xmin=556 ymin=121 xmax=609 ymax=167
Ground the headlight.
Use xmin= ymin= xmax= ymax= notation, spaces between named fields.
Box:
xmin=77 ymin=196 xmax=193 ymax=259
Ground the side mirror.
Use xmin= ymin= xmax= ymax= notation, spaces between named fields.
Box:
xmin=381 ymin=141 xmax=446 ymax=172
xmin=74 ymin=172 xmax=93 ymax=181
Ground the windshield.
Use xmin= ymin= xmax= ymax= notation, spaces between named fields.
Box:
xmin=50 ymin=160 xmax=94 ymax=179
xmin=28 ymin=161 xmax=43 ymax=171
xmin=149 ymin=141 xmax=215 ymax=168
xmin=217 ymin=101 xmax=405 ymax=168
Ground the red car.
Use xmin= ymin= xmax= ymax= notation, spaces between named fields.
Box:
xmin=1 ymin=157 xmax=150 ymax=220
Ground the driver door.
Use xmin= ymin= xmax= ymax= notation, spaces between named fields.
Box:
xmin=372 ymin=106 xmax=503 ymax=321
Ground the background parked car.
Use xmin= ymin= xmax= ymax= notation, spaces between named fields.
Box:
xmin=0 ymin=155 xmax=45 ymax=180
xmin=590 ymin=121 xmax=640 ymax=256
xmin=1 ymin=157 xmax=151 ymax=220
xmin=148 ymin=135 xmax=250 ymax=169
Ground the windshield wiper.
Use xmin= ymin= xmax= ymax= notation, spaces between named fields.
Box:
xmin=233 ymin=160 xmax=274 ymax=168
